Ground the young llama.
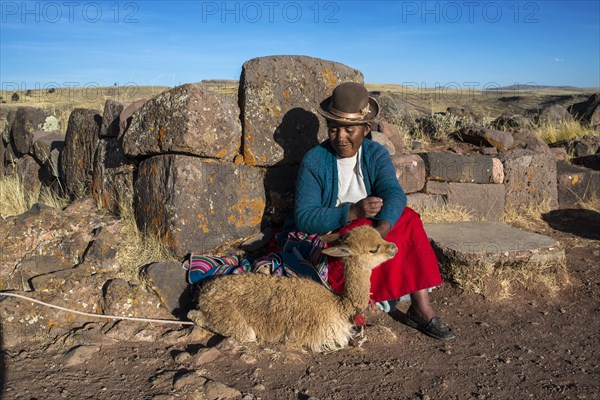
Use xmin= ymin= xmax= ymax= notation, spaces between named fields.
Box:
xmin=187 ymin=225 xmax=397 ymax=352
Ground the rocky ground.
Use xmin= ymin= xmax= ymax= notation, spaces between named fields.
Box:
xmin=1 ymin=208 xmax=599 ymax=400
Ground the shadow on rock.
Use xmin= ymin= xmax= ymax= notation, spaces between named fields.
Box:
xmin=542 ymin=209 xmax=600 ymax=240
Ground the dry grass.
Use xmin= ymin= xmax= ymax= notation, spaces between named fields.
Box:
xmin=117 ymin=200 xmax=178 ymax=282
xmin=0 ymin=174 xmax=69 ymax=218
xmin=414 ymin=204 xmax=476 ymax=224
xmin=536 ymin=120 xmax=595 ymax=144
xmin=443 ymin=256 xmax=569 ymax=301
xmin=0 ymin=174 xmax=36 ymax=218
xmin=501 ymin=199 xmax=553 ymax=229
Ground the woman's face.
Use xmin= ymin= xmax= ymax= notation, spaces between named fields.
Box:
xmin=327 ymin=122 xmax=370 ymax=158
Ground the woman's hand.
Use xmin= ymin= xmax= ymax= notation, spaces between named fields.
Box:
xmin=348 ymin=197 xmax=383 ymax=220
xmin=373 ymin=220 xmax=391 ymax=239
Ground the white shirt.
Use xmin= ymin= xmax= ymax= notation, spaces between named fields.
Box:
xmin=335 ymin=146 xmax=367 ymax=206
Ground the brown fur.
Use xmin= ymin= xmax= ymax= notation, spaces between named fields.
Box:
xmin=187 ymin=226 xmax=397 ymax=352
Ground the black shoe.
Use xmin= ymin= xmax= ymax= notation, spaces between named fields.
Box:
xmin=404 ymin=307 xmax=456 ymax=340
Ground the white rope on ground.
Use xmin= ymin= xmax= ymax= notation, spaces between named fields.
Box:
xmin=0 ymin=292 xmax=195 ymax=326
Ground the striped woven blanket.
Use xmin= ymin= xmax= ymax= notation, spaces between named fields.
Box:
xmin=182 ymin=231 xmax=332 ymax=289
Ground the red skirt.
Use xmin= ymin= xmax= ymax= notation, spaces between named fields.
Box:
xmin=326 ymin=207 xmax=443 ymax=303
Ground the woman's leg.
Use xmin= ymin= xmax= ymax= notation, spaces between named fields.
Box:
xmin=410 ymin=289 xmax=436 ymax=321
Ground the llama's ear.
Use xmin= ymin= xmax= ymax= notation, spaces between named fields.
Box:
xmin=320 ymin=232 xmax=350 ymax=244
xmin=319 ymin=233 xmax=340 ymax=243
xmin=321 ymin=245 xmax=354 ymax=258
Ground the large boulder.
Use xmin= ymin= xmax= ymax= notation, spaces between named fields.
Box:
xmin=239 ymin=55 xmax=363 ymax=166
xmin=134 ymin=155 xmax=266 ymax=257
xmin=92 ymin=137 xmax=136 ymax=214
xmin=420 ymin=152 xmax=495 ymax=183
xmin=459 ymin=126 xmax=514 ymax=151
xmin=537 ymin=104 xmax=574 ymax=126
xmin=2 ymin=109 xmax=17 ymax=144
xmin=10 ymin=107 xmax=52 ymax=155
xmin=511 ymin=128 xmax=552 ymax=154
xmin=556 ymin=162 xmax=600 ymax=208
xmin=124 ymin=84 xmax=241 ymax=161
xmin=31 ymin=130 xmax=65 ymax=178
xmin=501 ymin=149 xmax=558 ymax=210
xmin=371 ymin=92 xmax=415 ymax=127
xmin=562 ymin=134 xmax=600 ymax=157
xmin=60 ymin=108 xmax=102 ymax=197
xmin=391 ymin=154 xmax=426 ymax=193
xmin=492 ymin=114 xmax=534 ymax=131
xmin=373 ymin=121 xmax=404 ymax=154
xmin=568 ymin=93 xmax=600 ymax=128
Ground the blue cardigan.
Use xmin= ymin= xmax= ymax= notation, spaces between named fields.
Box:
xmin=294 ymin=138 xmax=407 ymax=234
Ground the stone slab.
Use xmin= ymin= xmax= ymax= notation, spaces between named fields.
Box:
xmin=425 ymin=221 xmax=564 ymax=266
xmin=144 ymin=261 xmax=191 ymax=317
xmin=459 ymin=126 xmax=514 ymax=151
xmin=420 ymin=152 xmax=494 ymax=183
xmin=134 ymin=155 xmax=266 ymax=257
xmin=239 ymin=55 xmax=363 ymax=166
xmin=447 ymin=183 xmax=505 ymax=221
xmin=424 ymin=180 xmax=449 ymax=195
xmin=392 ymin=154 xmax=426 ymax=194
xmin=60 ymin=108 xmax=102 ymax=197
xmin=92 ymin=137 xmax=135 ymax=214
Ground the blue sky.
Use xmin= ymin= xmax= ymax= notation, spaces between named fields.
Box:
xmin=1 ymin=1 xmax=599 ymax=90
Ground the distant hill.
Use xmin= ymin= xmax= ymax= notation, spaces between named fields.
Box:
xmin=485 ymin=84 xmax=586 ymax=91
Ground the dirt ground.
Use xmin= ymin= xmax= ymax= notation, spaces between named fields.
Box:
xmin=1 ymin=211 xmax=599 ymax=400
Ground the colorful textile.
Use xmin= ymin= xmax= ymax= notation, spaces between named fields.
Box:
xmin=182 ymin=232 xmax=332 ymax=289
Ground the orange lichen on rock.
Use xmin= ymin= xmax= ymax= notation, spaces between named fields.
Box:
xmin=228 ymin=197 xmax=265 ymax=228
xmin=158 ymin=126 xmax=166 ymax=145
xmin=216 ymin=149 xmax=227 ymax=159
xmin=197 ymin=212 xmax=210 ymax=233
xmin=321 ymin=67 xmax=338 ymax=93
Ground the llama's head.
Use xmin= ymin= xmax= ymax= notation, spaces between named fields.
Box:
xmin=320 ymin=226 xmax=397 ymax=271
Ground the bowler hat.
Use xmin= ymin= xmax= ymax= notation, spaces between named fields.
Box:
xmin=318 ymin=82 xmax=379 ymax=125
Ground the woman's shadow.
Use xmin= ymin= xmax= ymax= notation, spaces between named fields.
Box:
xmin=251 ymin=108 xmax=321 ymax=250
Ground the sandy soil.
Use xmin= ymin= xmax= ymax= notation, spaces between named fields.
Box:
xmin=1 ymin=211 xmax=599 ymax=400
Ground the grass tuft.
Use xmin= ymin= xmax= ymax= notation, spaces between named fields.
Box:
xmin=117 ymin=200 xmax=178 ymax=282
xmin=502 ymin=199 xmax=552 ymax=229
xmin=442 ymin=257 xmax=569 ymax=301
xmin=0 ymin=174 xmax=37 ymax=218
xmin=536 ymin=120 xmax=595 ymax=144
xmin=413 ymin=204 xmax=476 ymax=224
